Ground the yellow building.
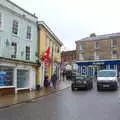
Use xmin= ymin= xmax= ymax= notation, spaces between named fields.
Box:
xmin=37 ymin=21 xmax=63 ymax=87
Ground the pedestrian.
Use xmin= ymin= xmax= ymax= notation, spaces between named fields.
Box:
xmin=44 ymin=75 xmax=50 ymax=87
xmin=63 ymin=70 xmax=66 ymax=81
xmin=51 ymin=73 xmax=57 ymax=89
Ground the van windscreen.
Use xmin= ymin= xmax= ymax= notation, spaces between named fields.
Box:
xmin=98 ymin=71 xmax=116 ymax=77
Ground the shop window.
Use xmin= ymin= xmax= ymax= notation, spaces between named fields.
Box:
xmin=110 ymin=65 xmax=116 ymax=70
xmin=0 ymin=66 xmax=13 ymax=86
xmin=12 ymin=20 xmax=18 ymax=35
xmin=11 ymin=42 xmax=17 ymax=58
xmin=17 ymin=70 xmax=29 ymax=88
xmin=26 ymin=46 xmax=30 ymax=60
xmin=26 ymin=26 xmax=31 ymax=40
xmin=81 ymin=66 xmax=86 ymax=76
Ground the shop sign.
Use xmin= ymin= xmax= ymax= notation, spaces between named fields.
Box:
xmin=92 ymin=62 xmax=104 ymax=65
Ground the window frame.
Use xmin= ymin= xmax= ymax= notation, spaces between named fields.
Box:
xmin=94 ymin=51 xmax=100 ymax=60
xmin=12 ymin=20 xmax=19 ymax=35
xmin=95 ymin=41 xmax=100 ymax=49
xmin=111 ymin=49 xmax=117 ymax=58
xmin=0 ymin=12 xmax=3 ymax=30
xmin=111 ymin=39 xmax=117 ymax=48
xmin=26 ymin=25 xmax=32 ymax=40
xmin=26 ymin=46 xmax=30 ymax=60
xmin=11 ymin=42 xmax=17 ymax=58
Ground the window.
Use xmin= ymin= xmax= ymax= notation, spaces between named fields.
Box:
xmin=0 ymin=66 xmax=13 ymax=86
xmin=11 ymin=42 xmax=17 ymax=58
xmin=17 ymin=70 xmax=29 ymax=88
xmin=45 ymin=36 xmax=49 ymax=49
xmin=112 ymin=50 xmax=117 ymax=58
xmin=26 ymin=26 xmax=31 ymax=39
xmin=95 ymin=41 xmax=100 ymax=49
xmin=26 ymin=46 xmax=30 ymax=60
xmin=12 ymin=20 xmax=18 ymax=35
xmin=0 ymin=13 xmax=2 ymax=29
xmin=80 ymin=42 xmax=83 ymax=50
xmin=79 ymin=53 xmax=84 ymax=60
xmin=111 ymin=39 xmax=117 ymax=48
xmin=94 ymin=51 xmax=100 ymax=60
xmin=57 ymin=47 xmax=60 ymax=53
xmin=0 ymin=12 xmax=3 ymax=29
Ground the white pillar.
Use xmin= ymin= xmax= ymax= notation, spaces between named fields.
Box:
xmin=29 ymin=68 xmax=32 ymax=91
xmin=40 ymin=62 xmax=44 ymax=87
xmin=13 ymin=67 xmax=17 ymax=94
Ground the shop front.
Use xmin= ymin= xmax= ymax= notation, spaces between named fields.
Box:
xmin=0 ymin=60 xmax=36 ymax=95
xmin=76 ymin=60 xmax=120 ymax=77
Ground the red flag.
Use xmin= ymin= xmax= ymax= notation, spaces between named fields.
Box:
xmin=45 ymin=47 xmax=50 ymax=59
xmin=40 ymin=48 xmax=50 ymax=63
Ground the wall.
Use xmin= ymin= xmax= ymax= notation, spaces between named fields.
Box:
xmin=0 ymin=1 xmax=38 ymax=63
xmin=76 ymin=37 xmax=120 ymax=61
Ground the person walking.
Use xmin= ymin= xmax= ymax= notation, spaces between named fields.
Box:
xmin=51 ymin=73 xmax=57 ymax=89
xmin=44 ymin=75 xmax=50 ymax=88
xmin=62 ymin=70 xmax=66 ymax=81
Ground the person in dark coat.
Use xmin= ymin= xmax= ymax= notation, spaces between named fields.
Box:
xmin=63 ymin=70 xmax=66 ymax=81
xmin=51 ymin=73 xmax=57 ymax=89
xmin=44 ymin=75 xmax=50 ymax=87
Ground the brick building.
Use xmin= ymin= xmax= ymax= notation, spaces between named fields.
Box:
xmin=75 ymin=33 xmax=120 ymax=77
xmin=61 ymin=50 xmax=77 ymax=62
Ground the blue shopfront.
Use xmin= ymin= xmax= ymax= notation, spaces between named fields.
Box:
xmin=76 ymin=60 xmax=120 ymax=77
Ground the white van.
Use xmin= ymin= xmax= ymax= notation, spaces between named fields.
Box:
xmin=97 ymin=70 xmax=118 ymax=90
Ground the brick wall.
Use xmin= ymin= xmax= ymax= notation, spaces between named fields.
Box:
xmin=61 ymin=50 xmax=77 ymax=62
xmin=76 ymin=37 xmax=120 ymax=61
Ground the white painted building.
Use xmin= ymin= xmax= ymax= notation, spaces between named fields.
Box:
xmin=0 ymin=0 xmax=38 ymax=94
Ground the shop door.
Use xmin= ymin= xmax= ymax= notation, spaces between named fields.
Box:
xmin=81 ymin=66 xmax=87 ymax=76
xmin=88 ymin=67 xmax=94 ymax=77
xmin=17 ymin=70 xmax=29 ymax=88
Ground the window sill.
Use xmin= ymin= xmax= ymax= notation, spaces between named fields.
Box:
xmin=25 ymin=39 xmax=32 ymax=42
xmin=0 ymin=86 xmax=15 ymax=89
xmin=12 ymin=34 xmax=20 ymax=38
xmin=16 ymin=88 xmax=29 ymax=90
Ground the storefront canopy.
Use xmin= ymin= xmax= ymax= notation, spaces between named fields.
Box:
xmin=76 ymin=60 xmax=120 ymax=66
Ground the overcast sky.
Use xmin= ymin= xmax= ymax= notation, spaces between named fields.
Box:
xmin=12 ymin=0 xmax=120 ymax=50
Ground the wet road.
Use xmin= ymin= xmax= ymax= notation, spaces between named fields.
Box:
xmin=0 ymin=83 xmax=120 ymax=120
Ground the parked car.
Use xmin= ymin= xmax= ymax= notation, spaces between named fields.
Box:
xmin=71 ymin=72 xmax=93 ymax=91
xmin=97 ymin=70 xmax=119 ymax=91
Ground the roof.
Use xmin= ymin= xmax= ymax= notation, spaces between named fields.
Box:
xmin=76 ymin=32 xmax=120 ymax=42
xmin=38 ymin=21 xmax=63 ymax=46
xmin=7 ymin=0 xmax=37 ymax=18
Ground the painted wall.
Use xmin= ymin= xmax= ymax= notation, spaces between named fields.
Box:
xmin=0 ymin=1 xmax=38 ymax=63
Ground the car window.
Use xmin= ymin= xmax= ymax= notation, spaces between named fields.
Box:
xmin=98 ymin=71 xmax=116 ymax=77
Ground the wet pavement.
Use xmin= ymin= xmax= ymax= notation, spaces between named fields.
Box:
xmin=0 ymin=81 xmax=120 ymax=120
xmin=0 ymin=80 xmax=71 ymax=108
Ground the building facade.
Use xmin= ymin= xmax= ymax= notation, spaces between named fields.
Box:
xmin=61 ymin=50 xmax=77 ymax=62
xmin=76 ymin=33 xmax=120 ymax=77
xmin=0 ymin=0 xmax=38 ymax=95
xmin=37 ymin=21 xmax=63 ymax=88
